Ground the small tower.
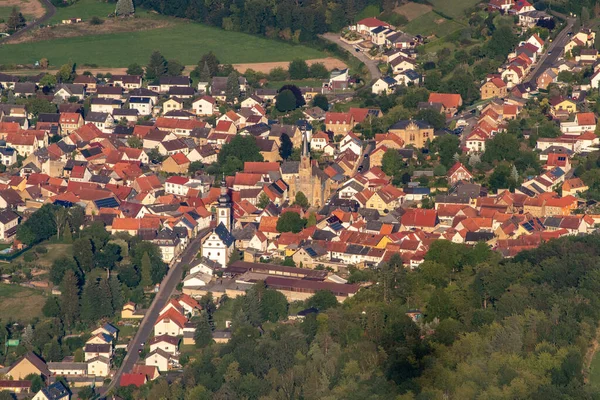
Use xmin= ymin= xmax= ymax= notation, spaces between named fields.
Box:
xmin=217 ymin=176 xmax=231 ymax=231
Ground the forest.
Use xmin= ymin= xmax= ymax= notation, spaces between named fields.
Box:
xmin=114 ymin=235 xmax=600 ymax=399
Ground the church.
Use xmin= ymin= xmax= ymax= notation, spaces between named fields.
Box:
xmin=286 ymin=133 xmax=331 ymax=207
xmin=200 ymin=181 xmax=234 ymax=268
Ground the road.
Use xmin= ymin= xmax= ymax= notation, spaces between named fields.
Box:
xmin=524 ymin=17 xmax=576 ymax=84
xmin=321 ymin=33 xmax=382 ymax=84
xmin=359 ymin=140 xmax=375 ymax=172
xmin=102 ymin=226 xmax=211 ymax=395
xmin=0 ymin=0 xmax=56 ymax=43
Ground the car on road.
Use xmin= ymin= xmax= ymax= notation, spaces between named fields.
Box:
xmin=567 ymin=31 xmax=573 ymax=35
xmin=355 ymin=48 xmax=360 ymax=52
xmin=358 ymin=165 xmax=363 ymax=172
xmin=548 ymin=51 xmax=552 ymax=55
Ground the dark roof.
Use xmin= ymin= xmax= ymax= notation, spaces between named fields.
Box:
xmin=85 ymin=112 xmax=110 ymax=123
xmin=14 ymin=82 xmax=36 ymax=94
xmin=215 ymin=223 xmax=235 ymax=247
xmin=91 ymin=97 xmax=121 ymax=105
xmin=280 ymin=161 xmax=300 ymax=174
xmin=168 ymin=87 xmax=195 ymax=96
xmin=159 ymin=76 xmax=190 ymax=86
xmin=465 ymin=232 xmax=495 ymax=242
xmin=113 ymin=108 xmax=139 ymax=116
xmin=84 ymin=343 xmax=111 ymax=353
xmin=389 ymin=119 xmax=432 ymax=130
xmin=40 ymin=381 xmax=70 ymax=400
xmin=265 ymin=276 xmax=359 ymax=296
xmin=0 ymin=210 xmax=18 ymax=224
xmin=9 ymin=351 xmax=49 ymax=377
xmin=37 ymin=113 xmax=60 ymax=123
xmin=129 ymin=97 xmax=151 ymax=104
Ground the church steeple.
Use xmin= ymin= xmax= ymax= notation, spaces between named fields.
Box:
xmin=217 ymin=175 xmax=231 ymax=232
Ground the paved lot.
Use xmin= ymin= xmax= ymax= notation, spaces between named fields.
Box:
xmin=321 ymin=33 xmax=382 ymax=83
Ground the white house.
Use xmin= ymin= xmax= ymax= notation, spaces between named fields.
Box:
xmin=0 ymin=210 xmax=19 ymax=241
xmin=32 ymin=381 xmax=70 ymax=400
xmin=372 ymin=76 xmax=396 ymax=95
xmin=129 ymin=97 xmax=153 ymax=115
xmin=84 ymin=343 xmax=111 ymax=361
xmin=339 ymin=132 xmax=363 ymax=156
xmin=154 ymin=308 xmax=187 ymax=336
xmin=145 ymin=349 xmax=171 ymax=372
xmin=87 ymin=356 xmax=110 ymax=377
xmin=395 ymin=69 xmax=421 ymax=86
xmin=560 ymin=112 xmax=597 ymax=135
xmin=149 ymin=335 xmax=179 ymax=355
xmin=192 ymin=96 xmax=217 ymax=116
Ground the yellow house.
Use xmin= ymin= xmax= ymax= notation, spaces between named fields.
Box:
xmin=161 ymin=153 xmax=190 ymax=174
xmin=550 ymin=98 xmax=576 ymax=116
xmin=366 ymin=185 xmax=405 ymax=215
xmin=162 ymin=97 xmax=184 ymax=114
xmin=6 ymin=352 xmax=49 ymax=379
xmin=375 ymin=235 xmax=393 ymax=249
xmin=121 ymin=302 xmax=144 ymax=319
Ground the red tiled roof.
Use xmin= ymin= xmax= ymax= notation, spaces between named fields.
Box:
xmin=120 ymin=373 xmax=147 ymax=388
xmin=156 ymin=308 xmax=187 ymax=328
xmin=428 ymin=93 xmax=462 ymax=109
xmin=169 ymin=152 xmax=190 ymax=165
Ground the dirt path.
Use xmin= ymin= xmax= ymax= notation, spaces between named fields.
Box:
xmin=4 ymin=57 xmax=346 ymax=76
xmin=583 ymin=326 xmax=600 ymax=384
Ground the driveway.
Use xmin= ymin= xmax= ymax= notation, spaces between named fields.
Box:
xmin=102 ymin=226 xmax=211 ymax=394
xmin=524 ymin=17 xmax=576 ymax=84
xmin=321 ymin=33 xmax=382 ymax=84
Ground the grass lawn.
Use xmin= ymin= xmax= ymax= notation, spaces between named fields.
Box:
xmin=213 ymin=299 xmax=234 ymax=330
xmin=0 ymin=283 xmax=45 ymax=322
xmin=355 ymin=5 xmax=381 ymax=23
xmin=12 ymin=243 xmax=73 ymax=269
xmin=0 ymin=6 xmax=35 ymax=22
xmin=49 ymin=0 xmax=116 ymax=24
xmin=428 ymin=0 xmax=482 ymax=19
xmin=265 ymin=79 xmax=324 ymax=89
xmin=590 ymin=351 xmax=600 ymax=389
xmin=403 ymin=11 xmax=464 ymax=38
xmin=0 ymin=19 xmax=326 ymax=67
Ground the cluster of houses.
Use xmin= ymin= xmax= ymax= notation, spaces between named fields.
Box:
xmin=488 ymin=0 xmax=552 ymax=27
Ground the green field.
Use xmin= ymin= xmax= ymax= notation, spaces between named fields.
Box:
xmin=0 ymin=19 xmax=326 ymax=67
xmin=0 ymin=6 xmax=34 ymax=22
xmin=428 ymin=0 xmax=482 ymax=19
xmin=403 ymin=11 xmax=463 ymax=38
xmin=0 ymin=283 xmax=45 ymax=322
xmin=590 ymin=351 xmax=600 ymax=389
xmin=49 ymin=0 xmax=117 ymax=24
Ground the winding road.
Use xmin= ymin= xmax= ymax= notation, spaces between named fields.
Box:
xmin=321 ymin=33 xmax=382 ymax=84
xmin=102 ymin=226 xmax=211 ymax=395
xmin=0 ymin=0 xmax=56 ymax=44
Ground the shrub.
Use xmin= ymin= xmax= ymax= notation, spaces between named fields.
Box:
xmin=89 ymin=16 xmax=104 ymax=25
xmin=23 ymin=252 xmax=36 ymax=262
xmin=35 ymin=246 xmax=48 ymax=254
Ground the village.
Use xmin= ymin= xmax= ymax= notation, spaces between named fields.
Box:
xmin=0 ymin=0 xmax=599 ymax=397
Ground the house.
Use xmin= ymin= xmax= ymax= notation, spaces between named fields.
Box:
xmin=59 ymin=113 xmax=84 ymax=134
xmin=395 ymin=69 xmax=421 ymax=86
xmin=32 ymin=381 xmax=70 ymax=400
xmin=145 ymin=349 xmax=171 ymax=372
xmin=6 ymin=352 xmax=49 ymax=379
xmin=154 ymin=308 xmax=187 ymax=336
xmin=560 ymin=112 xmax=596 ymax=135
xmin=149 ymin=335 xmax=179 ymax=354
xmin=120 ymin=373 xmax=147 ymax=388
xmin=388 ymin=120 xmax=433 ymax=148
xmin=84 ymin=343 xmax=111 ymax=361
xmin=447 ymin=162 xmax=473 ymax=185
xmin=193 ymin=96 xmax=217 ymax=116
xmin=0 ymin=380 xmax=31 ymax=394
xmin=537 ymin=68 xmax=558 ymax=90
xmin=90 ymin=98 xmax=121 ymax=113
xmin=158 ymin=76 xmax=191 ymax=93
xmin=0 ymin=209 xmax=19 ymax=241
xmin=121 ymin=302 xmax=144 ymax=319
xmin=550 ymin=97 xmax=577 ymax=117
xmin=325 ymin=112 xmax=354 ymax=135
xmin=465 ymin=128 xmax=489 ymax=154
xmin=339 ymin=132 xmax=362 ymax=156
xmin=14 ymin=82 xmax=37 ymax=97
xmin=372 ymin=76 xmax=397 ymax=95
xmin=162 ymin=152 xmax=190 ymax=174
xmin=129 ymin=97 xmax=153 ymax=115
xmin=73 ymin=74 xmax=98 ymax=92
xmin=427 ymin=93 xmax=463 ymax=116
xmin=354 ymin=17 xmax=391 ymax=34
xmin=162 ymin=97 xmax=184 ymax=114
xmin=327 ymin=68 xmax=351 ymax=90
xmin=85 ymin=112 xmax=114 ymax=133
xmin=480 ymin=77 xmax=507 ymax=100
xmin=96 ymin=85 xmax=124 ymax=100
xmin=562 ymin=177 xmax=588 ymax=196
xmin=108 ymin=74 xmax=143 ymax=90
xmin=390 ymin=56 xmax=417 ymax=74
xmin=54 ymin=84 xmax=85 ymax=102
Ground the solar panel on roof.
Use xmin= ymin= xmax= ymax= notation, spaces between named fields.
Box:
xmin=95 ymin=197 xmax=119 ymax=208
xmin=330 ymin=222 xmax=344 ymax=231
xmin=305 ymin=248 xmax=318 ymax=257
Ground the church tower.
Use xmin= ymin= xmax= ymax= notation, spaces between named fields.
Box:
xmin=297 ymin=132 xmax=314 ymax=205
xmin=217 ymin=177 xmax=231 ymax=231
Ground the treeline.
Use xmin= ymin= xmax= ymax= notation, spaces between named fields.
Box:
xmin=133 ymin=0 xmax=385 ymax=41
xmin=115 ymin=236 xmax=600 ymax=399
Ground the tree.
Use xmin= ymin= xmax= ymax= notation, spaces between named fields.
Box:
xmin=39 ymin=74 xmax=57 ymax=89
xmin=81 ymin=280 xmax=102 ymax=322
xmin=25 ymin=374 xmax=43 ymax=393
xmin=312 ymin=94 xmax=329 ymax=111
xmin=126 ymin=63 xmax=144 ymax=76
xmin=294 ymin=191 xmax=309 ymax=209
xmin=488 ymin=164 xmax=516 ymax=192
xmin=167 ymin=59 xmax=185 ymax=76
xmin=26 ymin=98 xmax=57 ymax=116
xmin=6 ymin=7 xmax=26 ymax=34
xmin=217 ymin=135 xmax=263 ymax=166
xmin=260 ymin=289 xmax=288 ymax=322
xmin=60 ymin=270 xmax=80 ymax=327
xmin=73 ymin=238 xmax=94 ymax=272
xmin=306 ymin=290 xmax=338 ymax=310
xmin=115 ymin=0 xmax=135 ymax=16
xmin=381 ymin=149 xmax=403 ymax=176
xmin=276 ymin=89 xmax=297 ymax=112
xmin=432 ymin=134 xmax=461 ymax=168
xmin=289 ymin=59 xmax=309 ymax=79
xmin=276 ymin=211 xmax=306 ymax=233
xmin=307 ymin=212 xmax=317 ymax=227
xmin=194 ymin=312 xmax=213 ymax=348
xmin=309 ymin=62 xmax=329 ymax=79
xmin=140 ymin=252 xmax=152 ymax=288
xmin=145 ymin=51 xmax=167 ymax=81
xmin=42 ymin=296 xmax=61 ymax=318
xmin=50 ymin=256 xmax=79 ymax=286
xmin=279 ymin=84 xmax=305 ymax=108
xmin=279 ymin=133 xmax=293 ymax=160
xmin=581 ymin=7 xmax=590 ymax=26
xmin=257 ymin=192 xmax=270 ymax=209
xmin=416 ymin=109 xmax=446 ymax=130
xmin=56 ymin=63 xmax=76 ymax=83
xmin=0 ymin=392 xmax=15 ymax=400
xmin=77 ymin=386 xmax=96 ymax=400
xmin=226 ymin=71 xmax=241 ymax=103
xmin=127 ymin=136 xmax=143 ymax=148
xmin=482 ymin=132 xmax=519 ymax=163
xmin=198 ymin=52 xmax=220 ymax=78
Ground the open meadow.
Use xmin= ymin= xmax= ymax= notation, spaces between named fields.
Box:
xmin=0 ymin=283 xmax=45 ymax=322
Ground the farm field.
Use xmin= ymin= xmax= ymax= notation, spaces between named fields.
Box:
xmin=0 ymin=20 xmax=327 ymax=67
xmin=49 ymin=0 xmax=116 ymax=24
xmin=394 ymin=2 xmax=432 ymax=21
xmin=0 ymin=283 xmax=45 ymax=322
xmin=403 ymin=11 xmax=464 ymax=38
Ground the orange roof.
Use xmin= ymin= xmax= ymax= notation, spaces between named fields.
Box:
xmin=155 ymin=118 xmax=206 ymax=131
xmin=112 ymin=217 xmax=161 ymax=231
xmin=243 ymin=162 xmax=279 ymax=174
xmin=489 ymin=77 xmax=506 ymax=89
xmin=576 ymin=112 xmax=596 ymax=126
xmin=325 ymin=112 xmax=352 ymax=125
xmin=59 ymin=112 xmax=82 ymax=124
xmin=0 ymin=122 xmax=20 ymax=134
xmin=155 ymin=307 xmax=187 ymax=328
xmin=169 ymin=152 xmax=190 ymax=165
xmin=259 ymin=216 xmax=279 ymax=233
xmin=428 ymin=93 xmax=462 ymax=109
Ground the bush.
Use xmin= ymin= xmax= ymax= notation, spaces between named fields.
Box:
xmin=23 ymin=253 xmax=36 ymax=262
xmin=35 ymin=246 xmax=48 ymax=254
xmin=89 ymin=16 xmax=104 ymax=25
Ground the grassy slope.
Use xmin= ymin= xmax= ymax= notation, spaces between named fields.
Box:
xmin=0 ymin=283 xmax=45 ymax=322
xmin=427 ymin=0 xmax=482 ymax=19
xmin=49 ymin=0 xmax=116 ymax=24
xmin=0 ymin=19 xmax=326 ymax=67
xmin=591 ymin=351 xmax=600 ymax=389
xmin=403 ymin=12 xmax=463 ymax=37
